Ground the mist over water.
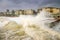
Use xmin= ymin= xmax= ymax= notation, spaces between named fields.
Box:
xmin=0 ymin=10 xmax=60 ymax=40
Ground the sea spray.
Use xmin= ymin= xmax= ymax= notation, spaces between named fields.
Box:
xmin=0 ymin=10 xmax=60 ymax=40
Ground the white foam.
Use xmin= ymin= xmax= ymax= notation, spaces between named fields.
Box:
xmin=0 ymin=10 xmax=60 ymax=40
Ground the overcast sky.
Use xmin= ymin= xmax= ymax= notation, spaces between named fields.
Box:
xmin=0 ymin=0 xmax=60 ymax=11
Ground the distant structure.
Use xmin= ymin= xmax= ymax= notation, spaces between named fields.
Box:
xmin=38 ymin=7 xmax=60 ymax=14
xmin=0 ymin=12 xmax=4 ymax=16
xmin=0 ymin=9 xmax=36 ymax=17
xmin=15 ymin=9 xmax=36 ymax=16
xmin=11 ymin=10 xmax=15 ymax=16
xmin=6 ymin=9 xmax=10 ymax=16
xmin=23 ymin=9 xmax=36 ymax=15
xmin=15 ymin=10 xmax=24 ymax=16
xmin=0 ymin=7 xmax=60 ymax=17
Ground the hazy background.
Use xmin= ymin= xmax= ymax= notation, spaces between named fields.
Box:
xmin=0 ymin=0 xmax=60 ymax=11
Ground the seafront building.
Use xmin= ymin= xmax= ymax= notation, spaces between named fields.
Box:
xmin=38 ymin=7 xmax=60 ymax=14
xmin=0 ymin=7 xmax=60 ymax=17
xmin=23 ymin=9 xmax=36 ymax=15
xmin=15 ymin=10 xmax=24 ymax=16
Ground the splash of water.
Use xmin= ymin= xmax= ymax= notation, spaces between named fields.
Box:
xmin=0 ymin=10 xmax=60 ymax=40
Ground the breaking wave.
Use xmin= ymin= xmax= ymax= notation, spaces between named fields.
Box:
xmin=0 ymin=10 xmax=60 ymax=40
